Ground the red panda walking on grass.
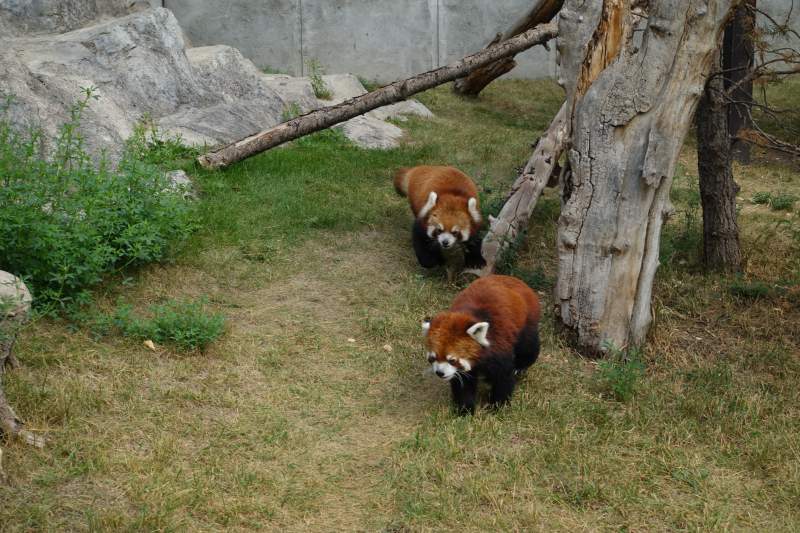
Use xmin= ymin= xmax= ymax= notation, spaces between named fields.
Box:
xmin=423 ymin=275 xmax=540 ymax=415
xmin=394 ymin=166 xmax=485 ymax=272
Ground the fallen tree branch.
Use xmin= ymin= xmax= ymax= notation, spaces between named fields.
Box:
xmin=198 ymin=21 xmax=559 ymax=170
xmin=479 ymin=101 xmax=569 ymax=274
xmin=453 ymin=0 xmax=564 ymax=97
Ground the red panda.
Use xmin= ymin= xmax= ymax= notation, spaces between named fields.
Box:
xmin=422 ymin=275 xmax=540 ymax=414
xmin=394 ymin=166 xmax=485 ymax=270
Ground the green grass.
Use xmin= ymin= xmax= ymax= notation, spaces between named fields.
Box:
xmin=1 ymin=80 xmax=799 ymax=531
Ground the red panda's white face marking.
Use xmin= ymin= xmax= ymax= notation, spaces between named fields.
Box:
xmin=424 ymin=313 xmax=483 ymax=379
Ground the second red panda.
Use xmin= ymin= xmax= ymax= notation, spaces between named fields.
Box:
xmin=422 ymin=275 xmax=541 ymax=414
xmin=394 ymin=165 xmax=485 ymax=270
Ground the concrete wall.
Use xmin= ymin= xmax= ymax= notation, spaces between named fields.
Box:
xmin=164 ymin=0 xmax=796 ymax=83
xmin=164 ymin=0 xmax=556 ymax=82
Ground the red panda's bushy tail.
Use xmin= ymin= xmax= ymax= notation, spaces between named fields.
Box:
xmin=393 ymin=167 xmax=410 ymax=197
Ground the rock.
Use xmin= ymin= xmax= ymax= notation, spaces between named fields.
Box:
xmin=0 ymin=271 xmax=31 ymax=371
xmin=260 ymin=74 xmax=319 ymax=114
xmin=0 ymin=271 xmax=31 ymax=323
xmin=336 ymin=115 xmax=405 ymax=150
xmin=322 ymin=74 xmax=368 ymax=104
xmin=322 ymin=73 xmax=433 ymax=148
xmin=1 ymin=8 xmax=211 ymax=159
xmin=165 ymin=170 xmax=197 ymax=200
xmin=160 ymin=99 xmax=284 ymax=148
xmin=185 ymin=45 xmax=284 ymax=105
xmin=0 ymin=6 xmax=433 ymax=160
xmin=368 ymin=100 xmax=435 ymax=122
xmin=0 ymin=0 xmax=151 ymax=36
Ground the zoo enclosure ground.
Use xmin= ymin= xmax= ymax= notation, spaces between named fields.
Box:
xmin=1 ymin=79 xmax=799 ymax=531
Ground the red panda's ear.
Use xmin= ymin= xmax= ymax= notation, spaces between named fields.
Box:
xmin=468 ymin=197 xmax=481 ymax=224
xmin=419 ymin=192 xmax=437 ymax=219
xmin=466 ymin=321 xmax=490 ymax=347
xmin=422 ymin=318 xmax=431 ymax=335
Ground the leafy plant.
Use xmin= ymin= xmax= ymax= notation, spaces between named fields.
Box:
xmin=769 ymin=192 xmax=797 ymax=211
xmin=357 ymin=76 xmax=381 ymax=92
xmin=596 ymin=343 xmax=646 ymax=402
xmin=0 ymin=89 xmax=196 ymax=309
xmin=112 ymin=298 xmax=224 ymax=351
xmin=281 ymin=102 xmax=303 ymax=122
xmin=728 ymin=277 xmax=784 ymax=300
xmin=305 ymin=58 xmax=332 ymax=100
xmin=751 ymin=191 xmax=772 ymax=205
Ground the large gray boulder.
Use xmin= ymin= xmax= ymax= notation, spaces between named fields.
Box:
xmin=0 ymin=0 xmax=151 ymax=36
xmin=0 ymin=6 xmax=433 ymax=158
xmin=1 ymin=8 xmax=212 ymax=157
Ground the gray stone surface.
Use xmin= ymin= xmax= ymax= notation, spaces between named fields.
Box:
xmin=300 ymin=0 xmax=438 ymax=81
xmin=0 ymin=0 xmax=152 ymax=35
xmin=0 ymin=272 xmax=31 ymax=323
xmin=0 ymin=5 xmax=434 ymax=158
xmin=1 ymin=8 xmax=211 ymax=157
xmin=165 ymin=170 xmax=197 ymax=199
xmin=165 ymin=0 xmax=303 ymax=75
xmin=164 ymin=0 xmax=799 ymax=83
xmin=261 ymin=75 xmax=319 ymax=113
xmin=337 ymin=115 xmax=405 ymax=150
xmin=437 ymin=0 xmax=557 ymax=79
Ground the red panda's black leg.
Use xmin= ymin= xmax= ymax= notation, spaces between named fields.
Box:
xmin=485 ymin=357 xmax=516 ymax=408
xmin=463 ymin=233 xmax=486 ymax=269
xmin=513 ymin=320 xmax=540 ymax=378
xmin=412 ymin=219 xmax=444 ymax=268
xmin=450 ymin=375 xmax=477 ymax=415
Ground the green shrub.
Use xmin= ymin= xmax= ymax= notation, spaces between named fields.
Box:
xmin=305 ymin=58 xmax=332 ymax=100
xmin=0 ymin=89 xmax=196 ymax=309
xmin=728 ymin=277 xmax=783 ymax=300
xmin=112 ymin=298 xmax=224 ymax=351
xmin=751 ymin=191 xmax=772 ymax=205
xmin=769 ymin=193 xmax=797 ymax=211
xmin=596 ymin=343 xmax=646 ymax=402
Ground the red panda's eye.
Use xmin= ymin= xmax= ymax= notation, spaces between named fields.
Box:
xmin=433 ymin=229 xmax=441 ymax=236
xmin=427 ymin=353 xmax=436 ymax=363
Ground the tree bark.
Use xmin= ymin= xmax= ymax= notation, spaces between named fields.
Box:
xmin=452 ymin=0 xmax=565 ymax=97
xmin=198 ymin=22 xmax=559 ymax=170
xmin=479 ymin=102 xmax=569 ymax=274
xmin=723 ymin=0 xmax=756 ymax=162
xmin=555 ymin=0 xmax=741 ymax=355
xmin=697 ymin=53 xmax=743 ymax=272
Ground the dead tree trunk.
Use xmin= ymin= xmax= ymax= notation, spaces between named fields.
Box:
xmin=198 ymin=22 xmax=558 ymax=170
xmin=697 ymin=53 xmax=743 ymax=272
xmin=452 ymin=0 xmax=564 ymax=97
xmin=555 ymin=0 xmax=741 ymax=355
xmin=479 ymin=102 xmax=569 ymax=274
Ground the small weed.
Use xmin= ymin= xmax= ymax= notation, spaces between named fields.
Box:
xmin=281 ymin=102 xmax=303 ymax=122
xmin=111 ymin=298 xmax=225 ymax=351
xmin=769 ymin=192 xmax=797 ymax=211
xmin=728 ymin=277 xmax=782 ymax=300
xmin=357 ymin=76 xmax=381 ymax=92
xmin=751 ymin=191 xmax=772 ymax=205
xmin=596 ymin=343 xmax=646 ymax=402
xmin=261 ymin=65 xmax=287 ymax=75
xmin=305 ymin=58 xmax=332 ymax=100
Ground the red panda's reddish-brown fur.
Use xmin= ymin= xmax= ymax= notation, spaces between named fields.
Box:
xmin=394 ymin=166 xmax=485 ymax=270
xmin=425 ymin=275 xmax=541 ymax=414
xmin=394 ymin=165 xmax=481 ymax=236
xmin=427 ymin=275 xmax=540 ymax=364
